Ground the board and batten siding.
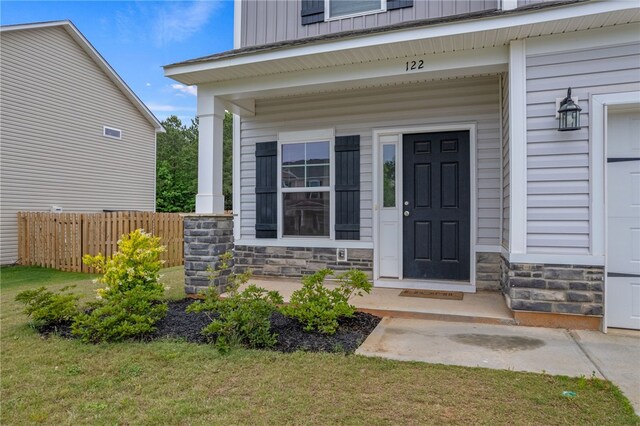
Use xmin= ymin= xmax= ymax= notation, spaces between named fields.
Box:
xmin=239 ymin=76 xmax=502 ymax=247
xmin=0 ymin=26 xmax=157 ymax=265
xmin=525 ymin=42 xmax=640 ymax=255
xmin=241 ymin=0 xmax=499 ymax=48
xmin=501 ymin=72 xmax=510 ymax=250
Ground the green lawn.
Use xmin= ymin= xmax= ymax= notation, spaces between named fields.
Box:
xmin=1 ymin=266 xmax=638 ymax=425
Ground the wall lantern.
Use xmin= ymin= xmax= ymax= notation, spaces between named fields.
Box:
xmin=557 ymin=87 xmax=582 ymax=131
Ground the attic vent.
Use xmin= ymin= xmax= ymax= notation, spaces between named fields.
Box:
xmin=103 ymin=126 xmax=122 ymax=139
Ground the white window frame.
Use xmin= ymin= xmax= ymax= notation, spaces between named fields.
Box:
xmin=325 ymin=0 xmax=385 ymax=21
xmin=277 ymin=129 xmax=335 ymax=240
xmin=103 ymin=126 xmax=122 ymax=140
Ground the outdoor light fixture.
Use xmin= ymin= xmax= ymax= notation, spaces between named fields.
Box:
xmin=557 ymin=87 xmax=582 ymax=131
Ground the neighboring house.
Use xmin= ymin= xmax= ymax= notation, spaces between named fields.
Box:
xmin=165 ymin=1 xmax=640 ymax=331
xmin=0 ymin=21 xmax=163 ymax=265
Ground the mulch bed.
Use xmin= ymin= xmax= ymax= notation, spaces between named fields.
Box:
xmin=38 ymin=299 xmax=382 ymax=354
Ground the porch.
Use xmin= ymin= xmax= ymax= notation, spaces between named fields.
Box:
xmin=245 ymin=277 xmax=515 ymax=325
xmin=168 ymin=3 xmax=640 ymax=331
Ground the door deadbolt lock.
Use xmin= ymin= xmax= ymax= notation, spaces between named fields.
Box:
xmin=404 ymin=201 xmax=409 ymax=206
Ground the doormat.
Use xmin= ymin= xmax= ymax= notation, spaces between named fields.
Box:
xmin=398 ymin=289 xmax=464 ymax=300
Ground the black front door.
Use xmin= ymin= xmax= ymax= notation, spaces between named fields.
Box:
xmin=402 ymin=131 xmax=470 ymax=280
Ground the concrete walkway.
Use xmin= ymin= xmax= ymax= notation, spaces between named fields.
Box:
xmin=356 ymin=318 xmax=640 ymax=414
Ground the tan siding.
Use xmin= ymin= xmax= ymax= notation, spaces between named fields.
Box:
xmin=239 ymin=76 xmax=501 ymax=246
xmin=525 ymin=42 xmax=640 ymax=254
xmin=0 ymin=26 xmax=156 ymax=265
xmin=241 ymin=0 xmax=500 ymax=48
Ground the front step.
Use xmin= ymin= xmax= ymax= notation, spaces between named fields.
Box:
xmin=356 ymin=307 xmax=517 ymax=325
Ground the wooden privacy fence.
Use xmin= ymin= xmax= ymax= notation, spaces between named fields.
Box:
xmin=17 ymin=211 xmax=184 ymax=272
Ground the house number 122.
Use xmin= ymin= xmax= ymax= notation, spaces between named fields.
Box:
xmin=405 ymin=60 xmax=424 ymax=71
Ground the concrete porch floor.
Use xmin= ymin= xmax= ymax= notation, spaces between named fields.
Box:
xmin=246 ymin=278 xmax=516 ymax=325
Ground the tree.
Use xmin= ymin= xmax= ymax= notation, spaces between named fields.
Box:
xmin=156 ymin=114 xmax=233 ymax=212
xmin=223 ymin=112 xmax=232 ymax=211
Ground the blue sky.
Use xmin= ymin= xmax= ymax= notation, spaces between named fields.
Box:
xmin=1 ymin=1 xmax=235 ymax=123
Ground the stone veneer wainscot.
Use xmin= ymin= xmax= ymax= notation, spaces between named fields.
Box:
xmin=500 ymin=257 xmax=604 ymax=316
xmin=234 ymin=246 xmax=374 ymax=278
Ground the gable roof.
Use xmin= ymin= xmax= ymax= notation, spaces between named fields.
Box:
xmin=1 ymin=20 xmax=164 ymax=132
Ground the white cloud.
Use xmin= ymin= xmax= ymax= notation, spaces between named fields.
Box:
xmin=154 ymin=1 xmax=220 ymax=47
xmin=171 ymin=84 xmax=197 ymax=96
xmin=146 ymin=82 xmax=152 ymax=87
xmin=146 ymin=102 xmax=196 ymax=113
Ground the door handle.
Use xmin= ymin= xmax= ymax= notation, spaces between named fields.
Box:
xmin=404 ymin=211 xmax=410 ymax=217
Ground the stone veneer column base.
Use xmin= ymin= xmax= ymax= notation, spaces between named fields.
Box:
xmin=183 ymin=214 xmax=234 ymax=295
xmin=500 ymin=256 xmax=603 ymax=330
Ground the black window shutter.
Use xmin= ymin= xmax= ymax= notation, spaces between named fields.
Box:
xmin=335 ymin=135 xmax=360 ymax=240
xmin=255 ymin=141 xmax=277 ymax=238
xmin=387 ymin=0 xmax=413 ymax=11
xmin=301 ymin=0 xmax=324 ymax=25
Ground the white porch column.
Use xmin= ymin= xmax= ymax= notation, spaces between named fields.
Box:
xmin=196 ymin=89 xmax=225 ymax=213
xmin=508 ymin=39 xmax=528 ymax=255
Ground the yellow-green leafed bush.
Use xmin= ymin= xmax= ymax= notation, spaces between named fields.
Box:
xmin=72 ymin=229 xmax=168 ymax=343
xmin=83 ymin=229 xmax=165 ymax=297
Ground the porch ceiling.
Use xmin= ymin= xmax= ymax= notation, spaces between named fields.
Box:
xmin=165 ymin=3 xmax=640 ymax=90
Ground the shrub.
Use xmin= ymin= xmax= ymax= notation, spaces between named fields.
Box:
xmin=281 ymin=268 xmax=372 ymax=335
xmin=15 ymin=286 xmax=80 ymax=330
xmin=82 ymin=228 xmax=165 ymax=297
xmin=72 ymin=229 xmax=168 ymax=343
xmin=187 ymin=252 xmax=283 ymax=353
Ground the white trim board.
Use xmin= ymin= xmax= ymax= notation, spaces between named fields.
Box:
xmin=372 ymin=122 xmax=478 ymax=291
xmin=233 ymin=0 xmax=242 ymax=49
xmin=508 ymin=39 xmax=527 ymax=256
xmin=504 ymin=252 xmax=605 ymax=266
xmin=232 ymin=113 xmax=241 ymax=240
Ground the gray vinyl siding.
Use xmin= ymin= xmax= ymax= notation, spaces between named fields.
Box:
xmin=525 ymin=42 xmax=640 ymax=254
xmin=501 ymin=73 xmax=510 ymax=250
xmin=0 ymin=26 xmax=157 ymax=265
xmin=239 ymin=76 xmax=502 ymax=247
xmin=241 ymin=0 xmax=499 ymax=48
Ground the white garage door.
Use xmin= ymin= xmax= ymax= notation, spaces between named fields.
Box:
xmin=606 ymin=107 xmax=640 ymax=330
